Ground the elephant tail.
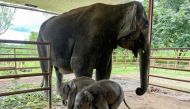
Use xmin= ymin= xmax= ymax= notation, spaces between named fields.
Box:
xmin=119 ymin=84 xmax=131 ymax=109
xmin=111 ymin=83 xmax=131 ymax=109
xmin=123 ymin=98 xmax=131 ymax=109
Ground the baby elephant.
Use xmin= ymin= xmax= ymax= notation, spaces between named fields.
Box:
xmin=74 ymin=80 xmax=130 ymax=109
xmin=59 ymin=76 xmax=95 ymax=109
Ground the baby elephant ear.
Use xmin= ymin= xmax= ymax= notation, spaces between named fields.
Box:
xmin=84 ymin=91 xmax=94 ymax=102
xmin=62 ymin=83 xmax=71 ymax=94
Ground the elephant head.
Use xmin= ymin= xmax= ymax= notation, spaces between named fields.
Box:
xmin=117 ymin=2 xmax=150 ymax=95
xmin=74 ymin=91 xmax=94 ymax=109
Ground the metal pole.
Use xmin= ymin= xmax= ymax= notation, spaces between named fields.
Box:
xmin=13 ymin=48 xmax=19 ymax=87
xmin=147 ymin=0 xmax=154 ymax=86
xmin=0 ymin=57 xmax=50 ymax=62
xmin=0 ymin=73 xmax=50 ymax=79
xmin=148 ymin=74 xmax=190 ymax=83
xmin=47 ymin=43 xmax=52 ymax=109
xmin=0 ymin=39 xmax=50 ymax=45
xmin=148 ymin=0 xmax=154 ymax=45
xmin=0 ymin=88 xmax=50 ymax=97
xmin=13 ymin=48 xmax=17 ymax=75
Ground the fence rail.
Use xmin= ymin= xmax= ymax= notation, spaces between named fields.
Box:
xmin=0 ymin=73 xmax=50 ymax=79
xmin=150 ymin=57 xmax=190 ymax=61
xmin=150 ymin=66 xmax=190 ymax=72
xmin=0 ymin=87 xmax=50 ymax=97
xmin=0 ymin=67 xmax=40 ymax=71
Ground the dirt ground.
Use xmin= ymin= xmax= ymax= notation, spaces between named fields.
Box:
xmin=1 ymin=74 xmax=190 ymax=109
xmin=112 ymin=74 xmax=190 ymax=109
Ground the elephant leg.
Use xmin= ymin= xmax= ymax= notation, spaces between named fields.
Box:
xmin=43 ymin=65 xmax=52 ymax=98
xmin=111 ymin=87 xmax=125 ymax=109
xmin=75 ymin=67 xmax=93 ymax=78
xmin=54 ymin=66 xmax=63 ymax=93
xmin=40 ymin=62 xmax=51 ymax=88
xmin=44 ymin=65 xmax=52 ymax=88
xmin=71 ymin=56 xmax=93 ymax=78
xmin=110 ymin=98 xmax=122 ymax=109
xmin=96 ymin=55 xmax=112 ymax=80
xmin=99 ymin=103 xmax=109 ymax=109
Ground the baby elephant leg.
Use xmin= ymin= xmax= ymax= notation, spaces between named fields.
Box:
xmin=98 ymin=101 xmax=109 ymax=109
xmin=110 ymin=89 xmax=123 ymax=109
xmin=110 ymin=97 xmax=122 ymax=109
xmin=95 ymin=97 xmax=109 ymax=109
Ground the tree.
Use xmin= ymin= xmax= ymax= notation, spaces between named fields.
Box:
xmin=28 ymin=32 xmax=38 ymax=41
xmin=0 ymin=6 xmax=16 ymax=35
xmin=143 ymin=0 xmax=190 ymax=62
xmin=27 ymin=32 xmax=38 ymax=55
xmin=143 ymin=0 xmax=190 ymax=48
xmin=159 ymin=0 xmax=186 ymax=12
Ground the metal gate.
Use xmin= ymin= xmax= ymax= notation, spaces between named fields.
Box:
xmin=0 ymin=39 xmax=52 ymax=108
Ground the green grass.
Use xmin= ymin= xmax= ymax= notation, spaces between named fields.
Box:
xmin=112 ymin=63 xmax=138 ymax=74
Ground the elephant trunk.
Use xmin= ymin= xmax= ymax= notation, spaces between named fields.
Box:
xmin=136 ymin=31 xmax=150 ymax=95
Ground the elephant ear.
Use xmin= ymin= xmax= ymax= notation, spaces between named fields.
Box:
xmin=84 ymin=91 xmax=94 ymax=102
xmin=118 ymin=3 xmax=137 ymax=40
xmin=62 ymin=82 xmax=71 ymax=96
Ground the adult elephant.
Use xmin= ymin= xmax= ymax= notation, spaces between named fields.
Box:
xmin=37 ymin=1 xmax=150 ymax=96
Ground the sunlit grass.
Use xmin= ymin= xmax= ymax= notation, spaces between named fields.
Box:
xmin=112 ymin=63 xmax=139 ymax=74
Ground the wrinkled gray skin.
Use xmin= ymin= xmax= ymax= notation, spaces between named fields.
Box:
xmin=74 ymin=80 xmax=128 ymax=109
xmin=37 ymin=1 xmax=150 ymax=95
xmin=59 ymin=77 xmax=95 ymax=109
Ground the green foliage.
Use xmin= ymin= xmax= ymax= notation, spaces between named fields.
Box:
xmin=28 ymin=32 xmax=38 ymax=41
xmin=159 ymin=0 xmax=186 ymax=12
xmin=0 ymin=83 xmax=48 ymax=109
xmin=0 ymin=83 xmax=62 ymax=109
xmin=144 ymin=0 xmax=190 ymax=48
xmin=0 ymin=93 xmax=48 ymax=109
xmin=26 ymin=32 xmax=39 ymax=55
